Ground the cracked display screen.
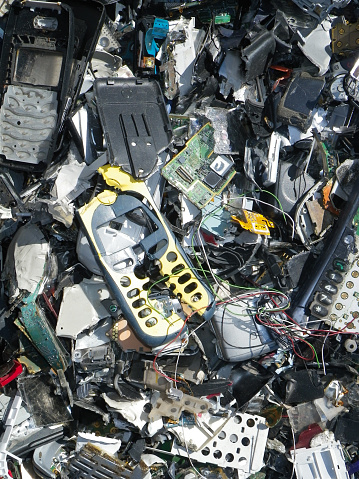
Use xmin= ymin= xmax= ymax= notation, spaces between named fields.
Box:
xmin=13 ymin=48 xmax=63 ymax=87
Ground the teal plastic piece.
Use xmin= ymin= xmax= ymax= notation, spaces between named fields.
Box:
xmin=18 ymin=284 xmax=70 ymax=372
xmin=145 ymin=18 xmax=169 ymax=56
xmin=152 ymin=18 xmax=169 ymax=38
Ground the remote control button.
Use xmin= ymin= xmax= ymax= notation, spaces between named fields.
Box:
xmin=333 ymin=258 xmax=348 ymax=272
xmin=319 ymin=281 xmax=338 ymax=295
xmin=314 ymin=291 xmax=332 ymax=305
xmin=327 ymin=271 xmax=343 ymax=283
xmin=310 ymin=303 xmax=328 ymax=318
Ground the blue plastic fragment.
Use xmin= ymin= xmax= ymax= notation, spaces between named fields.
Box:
xmin=144 ymin=18 xmax=169 ymax=56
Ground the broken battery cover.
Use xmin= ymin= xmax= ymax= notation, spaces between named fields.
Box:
xmin=2 ymin=1 xmax=359 ymax=479
xmin=94 ymin=78 xmax=172 ymax=179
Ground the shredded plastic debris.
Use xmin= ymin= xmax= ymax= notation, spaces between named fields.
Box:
xmin=2 ymin=1 xmax=359 ymax=478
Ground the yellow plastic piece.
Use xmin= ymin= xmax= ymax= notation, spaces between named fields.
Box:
xmin=78 ymin=165 xmax=214 ymax=346
xmin=232 ymin=210 xmax=275 ymax=236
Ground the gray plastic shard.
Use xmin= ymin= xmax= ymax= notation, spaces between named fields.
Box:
xmin=2 ymin=223 xmax=50 ymax=300
xmin=0 ymin=86 xmax=58 ymax=166
xmin=56 ymin=277 xmax=111 ymax=339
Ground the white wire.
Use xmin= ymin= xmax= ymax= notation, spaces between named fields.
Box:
xmin=181 ymin=417 xmax=207 ymax=479
xmin=188 ymin=320 xmax=208 ymax=338
xmin=174 ymin=342 xmax=185 ymax=387
xmin=290 ymin=426 xmax=296 ymax=479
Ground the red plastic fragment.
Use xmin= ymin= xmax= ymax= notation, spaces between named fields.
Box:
xmin=0 ymin=360 xmax=23 ymax=387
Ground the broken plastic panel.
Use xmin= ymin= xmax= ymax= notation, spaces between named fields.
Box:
xmin=94 ymin=78 xmax=172 ymax=179
xmin=56 ymin=277 xmax=111 ymax=339
xmin=210 ymin=302 xmax=278 ymax=362
xmin=0 ymin=0 xmax=105 ymax=169
xmin=291 ymin=440 xmax=349 ymax=479
xmin=77 ymin=165 xmax=215 ymax=348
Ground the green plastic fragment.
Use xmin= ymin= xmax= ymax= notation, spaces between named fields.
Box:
xmin=214 ymin=13 xmax=231 ymax=23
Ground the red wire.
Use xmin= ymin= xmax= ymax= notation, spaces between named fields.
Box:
xmin=42 ymin=292 xmax=58 ymax=319
xmin=270 ymin=295 xmax=359 ymax=338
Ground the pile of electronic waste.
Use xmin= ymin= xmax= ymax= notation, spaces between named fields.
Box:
xmin=2 ymin=0 xmax=359 ymax=478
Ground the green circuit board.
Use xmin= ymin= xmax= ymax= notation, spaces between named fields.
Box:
xmin=161 ymin=123 xmax=236 ymax=208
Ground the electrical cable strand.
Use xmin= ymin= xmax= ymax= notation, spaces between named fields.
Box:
xmin=152 ymin=304 xmax=211 ymax=382
xmin=42 ymin=292 xmax=58 ymax=319
xmin=255 ymin=314 xmax=316 ymax=361
xmin=290 ymin=426 xmax=296 ymax=479
xmin=270 ymin=296 xmax=359 ymax=338
xmin=181 ymin=416 xmax=207 ymax=479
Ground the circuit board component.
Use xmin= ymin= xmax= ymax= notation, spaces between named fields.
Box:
xmin=161 ymin=123 xmax=236 ymax=208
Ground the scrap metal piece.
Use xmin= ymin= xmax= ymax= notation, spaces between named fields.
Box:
xmin=298 ymin=21 xmax=332 ymax=76
xmin=143 ymin=361 xmax=173 ymax=391
xmin=306 ymin=199 xmax=333 ymax=236
xmin=291 ymin=0 xmax=350 ymax=21
xmin=72 ymin=344 xmax=115 ymax=371
xmin=262 ymin=132 xmax=281 ymax=187
xmin=160 ymin=17 xmax=205 ymax=97
xmin=149 ymin=391 xmax=210 ymax=422
xmin=65 ymin=443 xmax=132 ymax=479
xmin=172 ymin=412 xmax=268 ymax=478
xmin=159 ymin=60 xmax=178 ymax=100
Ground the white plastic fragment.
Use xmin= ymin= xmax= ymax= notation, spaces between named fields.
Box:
xmin=3 ymin=224 xmax=50 ymax=298
xmin=291 ymin=440 xmax=349 ymax=479
xmin=102 ymin=394 xmax=151 ymax=430
xmin=56 ymin=277 xmax=110 ymax=339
